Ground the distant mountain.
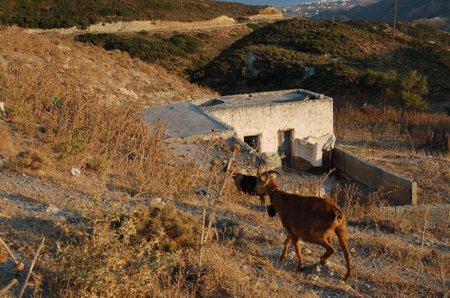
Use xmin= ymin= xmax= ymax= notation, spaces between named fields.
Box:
xmin=0 ymin=0 xmax=263 ymax=29
xmin=315 ymin=0 xmax=450 ymax=31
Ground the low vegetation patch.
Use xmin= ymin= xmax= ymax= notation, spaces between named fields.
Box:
xmin=0 ymin=0 xmax=262 ymax=29
xmin=53 ymin=204 xmax=200 ymax=296
xmin=76 ymin=32 xmax=208 ymax=72
xmin=193 ymin=18 xmax=450 ymax=106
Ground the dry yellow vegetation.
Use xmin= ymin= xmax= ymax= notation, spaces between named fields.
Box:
xmin=0 ymin=25 xmax=448 ymax=298
xmin=0 ymin=27 xmax=214 ymax=107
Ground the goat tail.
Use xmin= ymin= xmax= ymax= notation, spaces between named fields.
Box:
xmin=333 ymin=206 xmax=345 ymax=226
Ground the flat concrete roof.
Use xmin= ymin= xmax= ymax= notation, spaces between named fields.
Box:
xmin=197 ymin=89 xmax=332 ymax=111
xmin=141 ymin=102 xmax=233 ymax=139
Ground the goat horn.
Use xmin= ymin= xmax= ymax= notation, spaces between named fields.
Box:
xmin=261 ymin=171 xmax=270 ymax=187
xmin=260 ymin=170 xmax=280 ymax=187
xmin=265 ymin=170 xmax=281 ymax=176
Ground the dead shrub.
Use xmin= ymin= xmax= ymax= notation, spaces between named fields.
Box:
xmin=133 ymin=204 xmax=200 ymax=252
xmin=0 ymin=58 xmax=197 ymax=195
xmin=85 ymin=155 xmax=109 ymax=173
xmin=54 ymin=204 xmax=200 ymax=297
xmin=10 ymin=149 xmax=53 ymax=172
xmin=0 ymin=124 xmax=17 ymax=157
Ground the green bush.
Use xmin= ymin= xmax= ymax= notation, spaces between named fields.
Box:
xmin=0 ymin=0 xmax=262 ymax=29
xmin=76 ymin=33 xmax=202 ymax=64
xmin=359 ymin=69 xmax=428 ymax=111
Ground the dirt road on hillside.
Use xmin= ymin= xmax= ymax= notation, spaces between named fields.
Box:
xmin=25 ymin=13 xmax=283 ymax=36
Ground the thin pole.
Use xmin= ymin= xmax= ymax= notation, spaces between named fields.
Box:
xmin=393 ymin=0 xmax=398 ymax=41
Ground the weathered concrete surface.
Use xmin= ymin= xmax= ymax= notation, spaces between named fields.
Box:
xmin=141 ymin=103 xmax=233 ymax=140
xmin=332 ymin=147 xmax=417 ymax=205
xmin=385 ymin=204 xmax=450 ymax=227
xmin=199 ymin=89 xmax=333 ymax=155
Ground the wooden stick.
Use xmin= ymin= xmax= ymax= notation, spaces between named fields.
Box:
xmin=0 ymin=236 xmax=19 ymax=264
xmin=0 ymin=279 xmax=18 ymax=296
xmin=199 ymin=208 xmax=206 ymax=267
xmin=18 ymin=238 xmax=45 ymax=298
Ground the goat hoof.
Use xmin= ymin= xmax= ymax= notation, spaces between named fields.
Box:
xmin=319 ymin=259 xmax=328 ymax=266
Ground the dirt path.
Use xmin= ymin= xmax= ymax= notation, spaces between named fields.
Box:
xmin=25 ymin=14 xmax=282 ymax=37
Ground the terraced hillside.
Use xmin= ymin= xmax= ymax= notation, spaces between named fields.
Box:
xmin=0 ymin=0 xmax=263 ymax=29
xmin=192 ymin=18 xmax=450 ymax=107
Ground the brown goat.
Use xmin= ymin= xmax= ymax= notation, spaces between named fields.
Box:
xmin=255 ymin=171 xmax=352 ymax=280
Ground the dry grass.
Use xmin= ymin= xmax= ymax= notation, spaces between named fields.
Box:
xmin=0 ymin=26 xmax=215 ymax=196
xmin=335 ymin=105 xmax=450 ymax=204
xmin=0 ymin=122 xmax=18 ymax=158
xmin=0 ymin=25 xmax=448 ymax=298
xmin=51 ymin=204 xmax=200 ymax=297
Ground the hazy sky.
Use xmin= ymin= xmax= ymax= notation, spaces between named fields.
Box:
xmin=224 ymin=1 xmax=305 ymax=7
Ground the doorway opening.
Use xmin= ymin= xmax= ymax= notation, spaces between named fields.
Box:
xmin=278 ymin=129 xmax=293 ymax=167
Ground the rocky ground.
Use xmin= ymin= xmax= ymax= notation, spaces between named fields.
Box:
xmin=0 ymin=165 xmax=448 ymax=297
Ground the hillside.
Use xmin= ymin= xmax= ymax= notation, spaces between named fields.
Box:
xmin=0 ymin=21 xmax=449 ymax=298
xmin=75 ymin=26 xmax=254 ymax=78
xmin=0 ymin=27 xmax=214 ymax=107
xmin=0 ymin=0 xmax=263 ymax=29
xmin=315 ymin=0 xmax=450 ymax=31
xmin=192 ymin=18 xmax=450 ymax=107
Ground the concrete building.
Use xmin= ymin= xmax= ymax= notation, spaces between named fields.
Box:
xmin=142 ymin=88 xmax=417 ymax=205
xmin=197 ymin=89 xmax=335 ymax=169
xmin=142 ymin=89 xmax=335 ymax=169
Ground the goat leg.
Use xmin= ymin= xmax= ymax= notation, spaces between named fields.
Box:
xmin=293 ymin=240 xmax=305 ymax=271
xmin=279 ymin=237 xmax=291 ymax=262
xmin=319 ymin=239 xmax=336 ymax=265
xmin=335 ymin=226 xmax=352 ymax=280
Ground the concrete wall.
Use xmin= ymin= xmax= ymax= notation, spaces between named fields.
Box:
xmin=207 ymin=98 xmax=333 ymax=155
xmin=332 ymin=148 xmax=417 ymax=205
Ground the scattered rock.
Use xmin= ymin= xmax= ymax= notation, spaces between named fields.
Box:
xmin=345 ymin=285 xmax=354 ymax=292
xmin=350 ymin=247 xmax=356 ymax=253
xmin=303 ymin=248 xmax=312 ymax=255
xmin=70 ymin=167 xmax=81 ymax=176
xmin=314 ymin=265 xmax=321 ymax=273
xmin=309 ymin=274 xmax=319 ymax=281
xmin=46 ymin=204 xmax=61 ymax=215
xmin=195 ymin=186 xmax=218 ymax=198
xmin=149 ymin=197 xmax=166 ymax=207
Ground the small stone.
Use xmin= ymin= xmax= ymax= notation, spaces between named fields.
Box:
xmin=350 ymin=247 xmax=356 ymax=253
xmin=70 ymin=167 xmax=81 ymax=176
xmin=309 ymin=274 xmax=319 ymax=281
xmin=303 ymin=248 xmax=312 ymax=255
xmin=314 ymin=265 xmax=321 ymax=273
xmin=345 ymin=285 xmax=354 ymax=292
xmin=46 ymin=204 xmax=60 ymax=214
